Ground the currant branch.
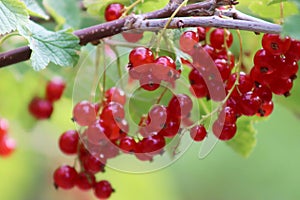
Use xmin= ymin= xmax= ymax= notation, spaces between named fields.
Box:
xmin=0 ymin=0 xmax=281 ymax=68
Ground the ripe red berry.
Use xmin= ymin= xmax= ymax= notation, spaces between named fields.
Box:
xmin=73 ymin=101 xmax=97 ymax=126
xmin=28 ymin=97 xmax=53 ymax=119
xmin=168 ymin=94 xmax=193 ymax=117
xmin=286 ymin=39 xmax=300 ymax=60
xmin=0 ymin=136 xmax=16 ymax=157
xmin=59 ymin=130 xmax=79 ymax=155
xmin=179 ymin=31 xmax=199 ymax=53
xmin=104 ymin=3 xmax=124 ymax=21
xmin=75 ymin=172 xmax=96 ymax=190
xmin=46 ymin=77 xmax=66 ymax=102
xmin=212 ymin=120 xmax=237 ymax=141
xmin=84 ymin=121 xmax=106 ymax=144
xmin=152 ymin=56 xmax=177 ymax=82
xmin=210 ymin=28 xmax=233 ymax=50
xmin=94 ymin=180 xmax=114 ymax=199
xmin=82 ymin=154 xmax=105 ymax=174
xmin=105 ymin=87 xmax=126 ymax=105
xmin=258 ymin=101 xmax=274 ymax=117
xmin=197 ymin=27 xmax=206 ymax=42
xmin=129 ymin=47 xmax=154 ymax=68
xmin=239 ymin=91 xmax=262 ymax=116
xmin=262 ymin=33 xmax=291 ymax=55
xmin=0 ymin=118 xmax=9 ymax=138
xmin=122 ymin=32 xmax=143 ymax=43
xmin=190 ymin=125 xmax=207 ymax=141
xmin=53 ymin=165 xmax=78 ymax=190
xmin=119 ymin=136 xmax=137 ymax=153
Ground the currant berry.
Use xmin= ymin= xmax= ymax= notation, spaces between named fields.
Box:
xmin=46 ymin=77 xmax=66 ymax=102
xmin=147 ymin=104 xmax=167 ymax=131
xmin=0 ymin=118 xmax=9 ymax=138
xmin=75 ymin=172 xmax=96 ymax=190
xmin=239 ymin=91 xmax=262 ymax=116
xmin=141 ymin=134 xmax=165 ymax=155
xmin=214 ymin=59 xmax=231 ymax=81
xmin=73 ymin=101 xmax=97 ymax=126
xmin=104 ymin=3 xmax=124 ymax=21
xmin=152 ymin=56 xmax=177 ymax=82
xmin=286 ymin=39 xmax=300 ymax=60
xmin=59 ymin=130 xmax=79 ymax=155
xmin=0 ymin=136 xmax=16 ymax=157
xmin=168 ymin=94 xmax=193 ymax=117
xmin=210 ymin=28 xmax=233 ymax=50
xmin=258 ymin=101 xmax=274 ymax=117
xmin=82 ymin=154 xmax=105 ymax=174
xmin=122 ymin=32 xmax=143 ymax=43
xmin=134 ymin=140 xmax=153 ymax=161
xmin=94 ymin=180 xmax=114 ymax=199
xmin=197 ymin=27 xmax=206 ymax=42
xmin=129 ymin=47 xmax=154 ymax=68
xmin=84 ymin=121 xmax=106 ymax=144
xmin=253 ymin=85 xmax=272 ymax=102
xmin=212 ymin=120 xmax=237 ymax=141
xmin=190 ymin=125 xmax=207 ymax=142
xmin=28 ymin=97 xmax=53 ymax=119
xmin=269 ymin=78 xmax=293 ymax=95
xmin=139 ymin=73 xmax=161 ymax=91
xmin=179 ymin=31 xmax=199 ymax=53
xmin=218 ymin=106 xmax=237 ymax=124
xmin=100 ymin=102 xmax=125 ymax=124
xmin=159 ymin=113 xmax=180 ymax=138
xmin=262 ymin=33 xmax=291 ymax=55
xmin=119 ymin=136 xmax=137 ymax=153
xmin=105 ymin=87 xmax=126 ymax=105
xmin=53 ymin=165 xmax=78 ymax=189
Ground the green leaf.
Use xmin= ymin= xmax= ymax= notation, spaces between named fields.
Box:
xmin=23 ymin=0 xmax=49 ymax=19
xmin=18 ymin=21 xmax=80 ymax=71
xmin=44 ymin=0 xmax=81 ymax=29
xmin=249 ymin=0 xmax=298 ymax=20
xmin=226 ymin=116 xmax=260 ymax=157
xmin=268 ymin=0 xmax=287 ymax=5
xmin=282 ymin=14 xmax=300 ymax=40
xmin=0 ymin=0 xmax=29 ymax=35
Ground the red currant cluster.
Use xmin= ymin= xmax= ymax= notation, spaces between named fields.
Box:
xmin=54 ymin=129 xmax=113 ymax=199
xmin=251 ymin=34 xmax=300 ymax=96
xmin=28 ymin=77 xmax=65 ymax=119
xmin=179 ymin=28 xmax=299 ymax=141
xmin=104 ymin=3 xmax=143 ymax=43
xmin=0 ymin=118 xmax=16 ymax=157
xmin=127 ymin=47 xmax=181 ymax=91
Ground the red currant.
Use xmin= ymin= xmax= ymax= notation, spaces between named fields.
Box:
xmin=94 ymin=180 xmax=114 ymax=199
xmin=28 ymin=97 xmax=53 ymax=119
xmin=190 ymin=125 xmax=207 ymax=141
xmin=59 ymin=130 xmax=79 ymax=155
xmin=53 ymin=165 xmax=78 ymax=189
xmin=46 ymin=76 xmax=66 ymax=102
xmin=210 ymin=28 xmax=233 ymax=50
xmin=262 ymin=33 xmax=291 ymax=55
xmin=104 ymin=3 xmax=124 ymax=21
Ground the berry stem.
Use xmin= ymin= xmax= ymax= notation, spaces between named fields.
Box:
xmin=155 ymin=0 xmax=188 ymax=54
xmin=90 ymin=45 xmax=102 ymax=102
xmin=155 ymin=87 xmax=169 ymax=104
xmin=121 ymin=0 xmax=143 ymax=17
xmin=0 ymin=32 xmax=21 ymax=46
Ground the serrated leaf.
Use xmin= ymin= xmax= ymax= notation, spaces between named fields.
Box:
xmin=282 ymin=14 xmax=300 ymax=40
xmin=0 ymin=0 xmax=29 ymax=35
xmin=44 ymin=0 xmax=81 ymax=29
xmin=226 ymin=116 xmax=259 ymax=157
xmin=23 ymin=0 xmax=49 ymax=19
xmin=249 ymin=0 xmax=298 ymax=20
xmin=18 ymin=21 xmax=80 ymax=70
xmin=267 ymin=0 xmax=287 ymax=5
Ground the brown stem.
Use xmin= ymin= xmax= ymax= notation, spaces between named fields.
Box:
xmin=0 ymin=0 xmax=281 ymax=68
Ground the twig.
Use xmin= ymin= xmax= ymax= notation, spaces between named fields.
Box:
xmin=0 ymin=1 xmax=281 ymax=68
